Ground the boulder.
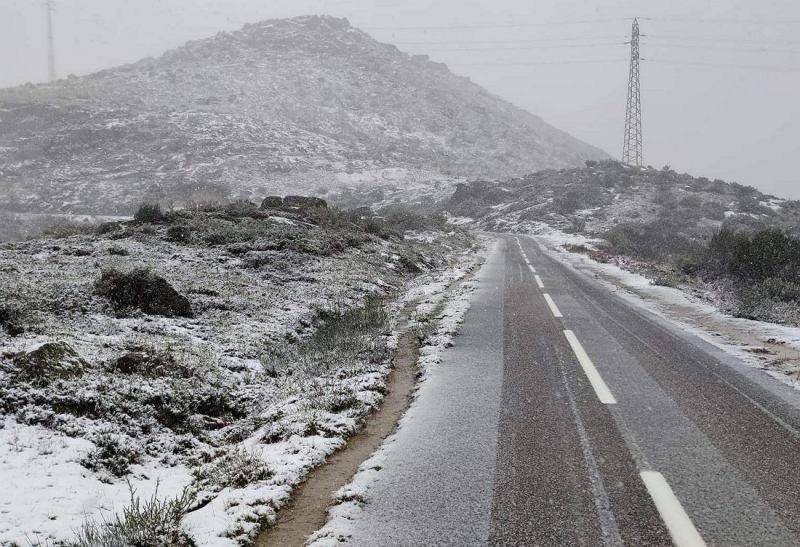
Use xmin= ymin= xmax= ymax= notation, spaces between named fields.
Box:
xmin=260 ymin=196 xmax=284 ymax=209
xmin=282 ymin=196 xmax=328 ymax=210
xmin=11 ymin=342 xmax=87 ymax=386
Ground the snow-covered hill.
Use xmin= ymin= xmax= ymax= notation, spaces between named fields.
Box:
xmin=0 ymin=15 xmax=608 ymax=217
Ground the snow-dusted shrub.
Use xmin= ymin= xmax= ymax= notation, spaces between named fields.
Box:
xmin=105 ymin=245 xmax=128 ymax=257
xmin=701 ymin=200 xmax=727 ymax=221
xmin=679 ymin=195 xmax=702 ymax=210
xmin=95 ymin=267 xmax=194 ymax=318
xmin=223 ymin=199 xmax=264 ymax=219
xmin=68 ymin=484 xmax=196 ymax=547
xmin=80 ymin=432 xmax=142 ymax=477
xmin=7 ymin=341 xmax=88 ymax=387
xmin=603 ymin=219 xmax=700 ymax=260
xmin=553 ymin=184 xmax=609 ymax=215
xmin=134 ymin=203 xmax=163 ymax=223
xmin=111 ymin=348 xmax=193 ymax=378
xmin=41 ymin=220 xmax=99 ymax=239
xmin=166 ymin=224 xmax=192 ymax=243
xmin=192 ymin=447 xmax=271 ymax=491
xmin=0 ymin=301 xmax=26 ymax=336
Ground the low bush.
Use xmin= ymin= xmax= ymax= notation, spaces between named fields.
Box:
xmin=603 ymin=219 xmax=700 ymax=260
xmin=42 ymin=221 xmax=98 ymax=239
xmin=111 ymin=348 xmax=193 ymax=378
xmin=563 ymin=243 xmax=591 ymax=254
xmin=9 ymin=341 xmax=87 ymax=387
xmin=261 ymin=295 xmax=391 ymax=379
xmin=0 ymin=302 xmax=26 ymax=336
xmin=95 ymin=268 xmax=194 ymax=318
xmin=166 ymin=225 xmax=192 ymax=243
xmin=704 ymin=228 xmax=800 ymax=282
xmin=80 ymin=432 xmax=141 ymax=477
xmin=701 ymin=200 xmax=727 ymax=221
xmin=192 ymin=447 xmax=271 ymax=491
xmin=68 ymin=484 xmax=196 ymax=547
xmin=134 ymin=203 xmax=163 ymax=223
xmin=553 ymin=185 xmax=609 ymax=215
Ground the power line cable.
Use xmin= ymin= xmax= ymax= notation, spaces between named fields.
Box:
xmin=403 ymin=42 xmax=628 ymax=53
xmin=449 ymin=59 xmax=629 ymax=67
xmin=647 ymin=35 xmax=800 ymax=46
xmin=643 ymin=58 xmax=800 ymax=72
xmin=643 ymin=42 xmax=800 ymax=54
xmin=391 ymin=36 xmax=626 ymax=45
xmin=645 ymin=16 xmax=800 ymax=25
xmin=364 ymin=18 xmax=633 ymax=31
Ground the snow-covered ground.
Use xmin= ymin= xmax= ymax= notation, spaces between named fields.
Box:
xmin=0 ymin=212 xmax=481 ymax=546
xmin=529 ymin=224 xmax=800 ymax=390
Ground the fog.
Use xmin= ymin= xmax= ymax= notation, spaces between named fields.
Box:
xmin=2 ymin=0 xmax=799 ymax=197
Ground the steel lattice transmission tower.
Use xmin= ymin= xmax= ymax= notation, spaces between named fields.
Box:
xmin=45 ymin=0 xmax=56 ymax=82
xmin=623 ymin=18 xmax=642 ymax=166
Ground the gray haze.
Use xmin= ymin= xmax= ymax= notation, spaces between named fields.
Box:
xmin=2 ymin=0 xmax=798 ymax=197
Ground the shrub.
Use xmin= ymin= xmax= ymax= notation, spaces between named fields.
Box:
xmin=223 ymin=200 xmax=262 ymax=219
xmin=80 ymin=432 xmax=141 ymax=477
xmin=679 ymin=195 xmax=702 ymax=210
xmin=260 ymin=295 xmax=391 ymax=379
xmin=166 ymin=225 xmax=192 ymax=243
xmin=553 ymin=185 xmax=608 ymax=215
xmin=95 ymin=268 xmax=194 ymax=318
xmin=0 ymin=302 xmax=26 ymax=336
xmin=563 ymin=243 xmax=591 ymax=254
xmin=111 ymin=348 xmax=193 ymax=378
xmin=701 ymin=200 xmax=727 ymax=221
xmin=108 ymin=245 xmax=129 ymax=256
xmin=9 ymin=341 xmax=87 ymax=387
xmin=192 ymin=447 xmax=272 ymax=491
xmin=42 ymin=221 xmax=98 ymax=239
xmin=563 ymin=217 xmax=586 ymax=234
xmin=134 ymin=203 xmax=163 ymax=223
xmin=603 ymin=219 xmax=700 ymax=260
xmin=68 ymin=484 xmax=196 ymax=547
xmin=705 ymin=228 xmax=800 ymax=282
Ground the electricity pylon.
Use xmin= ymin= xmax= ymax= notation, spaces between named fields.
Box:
xmin=623 ymin=18 xmax=642 ymax=166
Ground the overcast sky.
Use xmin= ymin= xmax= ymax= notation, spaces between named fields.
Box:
xmin=2 ymin=0 xmax=799 ymax=197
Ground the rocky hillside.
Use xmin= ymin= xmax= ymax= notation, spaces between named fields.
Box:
xmin=0 ymin=15 xmax=607 ymax=217
xmin=445 ymin=161 xmax=800 ymax=240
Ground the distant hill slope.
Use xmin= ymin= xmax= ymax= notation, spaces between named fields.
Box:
xmin=444 ymin=161 xmax=800 ymax=238
xmin=0 ymin=15 xmax=607 ymax=215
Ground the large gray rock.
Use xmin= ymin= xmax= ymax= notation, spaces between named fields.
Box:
xmin=260 ymin=196 xmax=284 ymax=209
xmin=282 ymin=196 xmax=328 ymax=210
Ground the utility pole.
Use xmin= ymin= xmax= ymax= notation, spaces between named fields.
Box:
xmin=45 ymin=0 xmax=56 ymax=82
xmin=623 ymin=18 xmax=642 ymax=166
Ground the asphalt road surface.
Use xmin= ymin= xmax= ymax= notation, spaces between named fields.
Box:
xmin=337 ymin=235 xmax=800 ymax=546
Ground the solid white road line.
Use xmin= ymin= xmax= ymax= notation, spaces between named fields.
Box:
xmin=542 ymin=294 xmax=563 ymax=318
xmin=640 ymin=471 xmax=706 ymax=547
xmin=563 ymin=330 xmax=617 ymax=405
xmin=534 ymin=275 xmax=544 ymax=289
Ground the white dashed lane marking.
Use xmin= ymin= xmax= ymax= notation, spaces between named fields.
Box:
xmin=542 ymin=293 xmax=563 ymax=318
xmin=640 ymin=471 xmax=706 ymax=547
xmin=563 ymin=330 xmax=617 ymax=405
